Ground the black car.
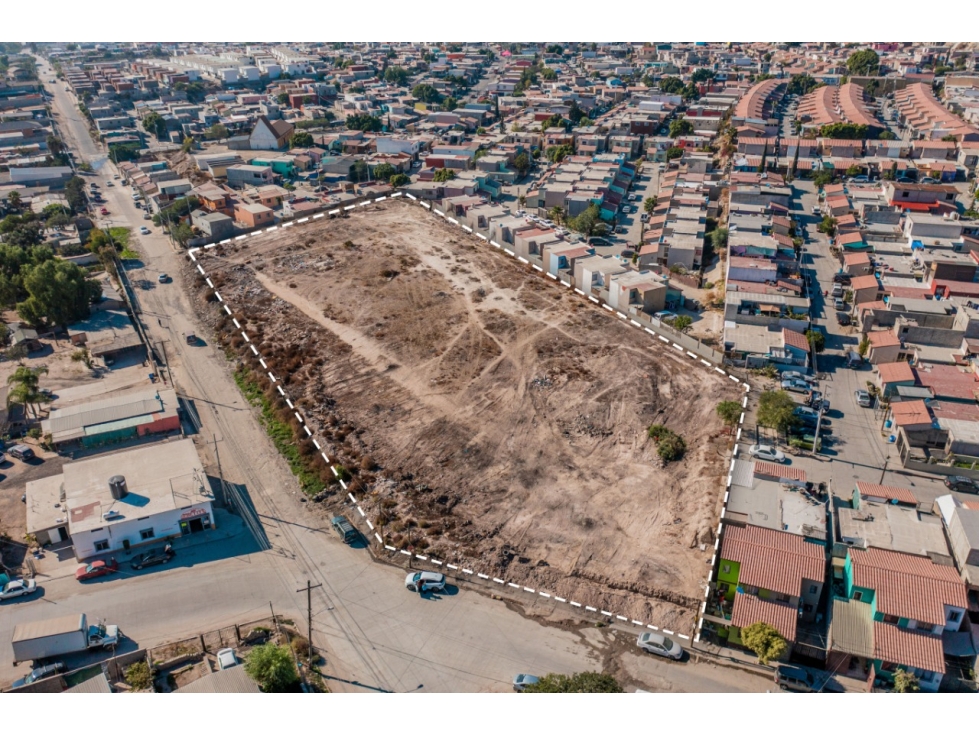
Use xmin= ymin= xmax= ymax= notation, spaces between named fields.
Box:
xmin=832 ymin=273 xmax=851 ymax=285
xmin=944 ymin=476 xmax=979 ymax=494
xmin=836 ymin=312 xmax=851 ymax=326
xmin=11 ymin=661 xmax=65 ymax=689
xmin=130 ymin=544 xmax=176 ymax=570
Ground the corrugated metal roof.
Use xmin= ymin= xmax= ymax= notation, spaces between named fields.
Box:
xmin=65 ymin=672 xmax=112 ymax=693
xmin=831 ymin=597 xmax=874 ymax=658
xmin=46 ymin=390 xmax=168 ymax=435
xmin=174 ymin=665 xmax=260 ymax=693
xmin=730 ymin=458 xmax=755 ymax=489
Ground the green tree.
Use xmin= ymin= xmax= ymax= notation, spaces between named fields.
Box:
xmin=7 ymin=191 xmax=22 ymax=210
xmin=741 ymin=622 xmax=787 ymax=665
xmin=383 ymin=66 xmax=408 ymax=86
xmin=757 ymin=390 xmax=800 ymax=439
xmin=644 ymin=196 xmax=658 ymax=214
xmin=805 ymin=328 xmax=826 ymax=353
xmin=244 ymin=643 xmax=299 ymax=693
xmin=812 ymin=170 xmax=834 ymax=188
xmin=16 ymin=259 xmax=100 ymax=331
xmin=524 ymin=671 xmax=623 ymax=693
xmin=181 ymin=136 xmax=194 ymax=153
xmin=659 ymin=76 xmax=684 ymax=95
xmin=817 ymin=215 xmax=837 ymax=237
xmin=710 ymin=226 xmax=729 ymax=250
xmin=372 ymin=163 xmax=396 ymax=181
xmin=666 ymin=146 xmax=683 ymax=160
xmin=893 ymin=669 xmax=920 ymax=693
xmin=846 ymin=49 xmax=880 ymax=77
xmin=716 ymin=400 xmax=743 ymax=428
xmin=389 ymin=173 xmax=410 ymax=187
xmin=141 ymin=111 xmax=167 ymax=139
xmin=845 ymin=164 xmax=863 ymax=177
xmin=545 ymin=144 xmax=574 ymax=163
xmin=669 ymin=119 xmax=694 ymax=138
xmin=878 ymin=130 xmax=897 ymax=140
xmin=513 ymin=152 xmax=530 ymax=175
xmin=64 ymin=176 xmax=87 ymax=213
xmin=820 ymin=122 xmax=869 ymax=140
xmin=441 ymin=96 xmax=458 ymax=112
xmin=691 ymin=68 xmax=715 ymax=84
xmin=7 ymin=365 xmax=50 ymax=419
xmin=276 ymin=92 xmax=291 ymax=106
xmin=290 ymin=131 xmax=314 ymax=148
xmin=567 ymin=203 xmax=605 ymax=237
xmin=206 ymin=123 xmax=228 ymax=141
xmin=172 ymin=222 xmax=194 ymax=246
xmin=433 ymin=168 xmax=456 ymax=182
xmin=672 ymin=315 xmax=693 ymax=332
xmin=786 ymin=74 xmax=821 ymax=96
xmin=857 ymin=336 xmax=871 ymax=357
xmin=345 ymin=114 xmax=383 ymax=132
xmin=541 ymin=68 xmax=557 ymax=81
xmin=411 ymin=84 xmax=441 ymax=104
xmin=124 ymin=661 xmax=153 ymax=691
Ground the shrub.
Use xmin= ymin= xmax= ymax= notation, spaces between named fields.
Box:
xmin=244 ymin=643 xmax=299 ymax=692
xmin=125 ymin=661 xmax=153 ymax=690
xmin=647 ymin=424 xmax=686 ymax=462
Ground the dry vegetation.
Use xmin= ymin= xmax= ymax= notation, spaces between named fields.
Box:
xmin=191 ymin=202 xmax=739 ymax=629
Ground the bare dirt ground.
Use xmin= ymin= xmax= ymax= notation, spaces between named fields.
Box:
xmin=192 ymin=202 xmax=740 ymax=630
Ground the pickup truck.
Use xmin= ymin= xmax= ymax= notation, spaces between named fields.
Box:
xmin=331 ymin=516 xmax=358 ymax=544
xmin=12 ymin=613 xmax=119 ymax=664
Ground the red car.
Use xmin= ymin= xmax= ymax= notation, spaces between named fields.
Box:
xmin=99 ymin=207 xmax=109 ymax=215
xmin=75 ymin=558 xmax=119 ymax=581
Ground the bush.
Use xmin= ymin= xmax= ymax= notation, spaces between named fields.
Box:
xmin=244 ymin=643 xmax=299 ymax=692
xmin=740 ymin=622 xmax=787 ymax=665
xmin=125 ymin=660 xmax=153 ymax=690
xmin=524 ymin=671 xmax=623 ymax=693
xmin=647 ymin=424 xmax=686 ymax=462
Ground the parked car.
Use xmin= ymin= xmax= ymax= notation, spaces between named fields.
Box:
xmin=781 ymin=379 xmax=811 ymax=394
xmin=75 ymin=558 xmax=119 ymax=581
xmin=640 ymin=213 xmax=649 ymax=223
xmin=139 ymin=226 xmax=151 ymax=235
xmin=106 ymin=180 xmax=114 ymax=186
xmin=513 ymin=673 xmax=539 ymax=691
xmin=836 ymin=312 xmax=851 ymax=326
xmin=11 ymin=662 xmax=65 ymax=689
xmin=158 ymin=273 xmax=170 ymax=283
xmin=855 ymin=389 xmax=873 ymax=408
xmin=748 ymin=444 xmax=785 ymax=463
xmin=8 ymin=444 xmax=34 ymax=461
xmin=216 ymin=648 xmax=239 ymax=670
xmin=834 ymin=298 xmax=847 ymax=311
xmin=782 ymin=371 xmax=816 ymax=385
xmin=831 ymin=284 xmax=843 ymax=298
xmin=944 ymin=476 xmax=979 ymax=494
xmin=331 ymin=515 xmax=358 ymax=544
xmin=653 ymin=310 xmax=675 ymax=322
xmin=832 ymin=273 xmax=851 ymax=285
xmin=776 ymin=664 xmax=818 ymax=692
xmin=99 ymin=207 xmax=109 ymax=215
xmin=0 ymin=578 xmax=37 ymax=601
xmin=405 ymin=571 xmax=446 ymax=593
xmin=636 ymin=632 xmax=683 ymax=660
xmin=130 ymin=544 xmax=175 ymax=570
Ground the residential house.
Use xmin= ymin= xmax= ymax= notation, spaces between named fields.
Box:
xmin=249 ymin=115 xmax=295 ymax=151
xmin=234 ymin=202 xmax=274 ymax=229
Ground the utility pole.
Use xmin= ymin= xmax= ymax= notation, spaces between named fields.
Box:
xmin=296 ymin=580 xmax=322 ymax=673
xmin=879 ymin=456 xmax=889 ymax=485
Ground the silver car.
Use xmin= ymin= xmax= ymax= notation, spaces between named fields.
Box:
xmin=637 ymin=632 xmax=683 ymax=660
xmin=513 ymin=673 xmax=539 ymax=691
xmin=0 ymin=578 xmax=37 ymax=601
xmin=855 ymin=389 xmax=872 ymax=408
xmin=748 ymin=444 xmax=786 ymax=463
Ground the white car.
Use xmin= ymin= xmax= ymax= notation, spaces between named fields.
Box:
xmin=0 ymin=579 xmax=38 ymax=601
xmin=748 ymin=444 xmax=786 ymax=463
xmin=637 ymin=632 xmax=683 ymax=660
xmin=513 ymin=673 xmax=539 ymax=691
xmin=216 ymin=648 xmax=238 ymax=670
xmin=140 ymin=226 xmax=151 ymax=235
xmin=405 ymin=571 xmax=446 ymax=593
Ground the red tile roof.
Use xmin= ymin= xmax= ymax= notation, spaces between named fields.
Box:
xmin=868 ymin=331 xmax=901 ymax=348
xmin=873 ymin=622 xmax=945 ymax=673
xmin=850 ymin=547 xmax=967 ymax=626
xmin=915 ymin=365 xmax=979 ymax=402
xmin=844 ymin=252 xmax=872 ymax=267
xmin=731 ymin=593 xmax=798 ymax=641
xmin=720 ymin=525 xmax=824 ymax=598
xmin=753 ymin=461 xmax=806 ymax=481
xmin=855 ymin=481 xmax=918 ymax=506
xmin=851 ymin=274 xmax=881 ymax=292
xmin=782 ymin=328 xmax=811 ymax=353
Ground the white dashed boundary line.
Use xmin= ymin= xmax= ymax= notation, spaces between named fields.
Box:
xmin=189 ymin=194 xmax=752 ymax=645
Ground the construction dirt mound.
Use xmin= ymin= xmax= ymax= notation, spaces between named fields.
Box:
xmin=192 ymin=202 xmax=740 ymax=631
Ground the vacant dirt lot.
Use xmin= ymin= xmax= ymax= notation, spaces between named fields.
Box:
xmin=194 ymin=202 xmax=739 ymax=630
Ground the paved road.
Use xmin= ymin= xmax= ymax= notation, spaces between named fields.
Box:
xmin=25 ymin=56 xmax=770 ymax=694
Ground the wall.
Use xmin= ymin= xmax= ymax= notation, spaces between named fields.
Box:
xmin=72 ymin=501 xmax=213 ymax=560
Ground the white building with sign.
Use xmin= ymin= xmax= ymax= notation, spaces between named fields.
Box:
xmin=26 ymin=439 xmax=214 ymax=560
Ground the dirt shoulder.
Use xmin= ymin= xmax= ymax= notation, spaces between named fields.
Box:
xmin=190 ymin=202 xmax=739 ymax=631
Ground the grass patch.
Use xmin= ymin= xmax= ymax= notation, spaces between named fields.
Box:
xmin=108 ymin=227 xmax=130 ymax=247
xmin=234 ymin=366 xmax=326 ymax=495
